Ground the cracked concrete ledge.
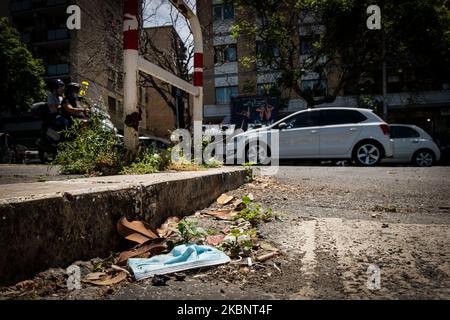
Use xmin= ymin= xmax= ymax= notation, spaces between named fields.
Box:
xmin=0 ymin=167 xmax=249 ymax=285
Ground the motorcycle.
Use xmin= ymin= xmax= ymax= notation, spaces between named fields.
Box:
xmin=31 ymin=102 xmax=63 ymax=163
xmin=31 ymin=102 xmax=117 ymax=163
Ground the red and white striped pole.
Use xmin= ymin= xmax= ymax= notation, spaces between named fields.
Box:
xmin=123 ymin=0 xmax=140 ymax=159
xmin=192 ymin=49 xmax=204 ymax=163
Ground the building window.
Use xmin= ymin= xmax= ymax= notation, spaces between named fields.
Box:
xmin=47 ymin=0 xmax=68 ymax=6
xmin=300 ymin=35 xmax=320 ymax=55
xmin=47 ymin=63 xmax=69 ymax=76
xmin=215 ymin=86 xmax=238 ymax=105
xmin=47 ymin=29 xmax=69 ymax=41
xmin=108 ymin=96 xmax=117 ymax=112
xmin=213 ymin=4 xmax=234 ymax=21
xmin=301 ymin=79 xmax=327 ymax=97
xmin=117 ymin=100 xmax=123 ymax=112
xmin=11 ymin=0 xmax=32 ymax=12
xmin=117 ymin=73 xmax=123 ymax=90
xmin=214 ymin=44 xmax=237 ymax=64
xmin=256 ymin=42 xmax=280 ymax=59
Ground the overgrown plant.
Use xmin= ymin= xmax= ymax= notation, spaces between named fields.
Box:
xmin=170 ymin=219 xmax=207 ymax=245
xmin=220 ymin=229 xmax=258 ymax=257
xmin=236 ymin=196 xmax=273 ymax=226
xmin=120 ymin=148 xmax=171 ymax=175
xmin=54 ymin=115 xmax=123 ymax=175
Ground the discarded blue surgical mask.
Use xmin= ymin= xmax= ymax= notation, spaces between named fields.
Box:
xmin=128 ymin=244 xmax=231 ymax=281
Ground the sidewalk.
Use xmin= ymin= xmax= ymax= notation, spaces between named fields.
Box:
xmin=0 ymin=167 xmax=249 ymax=285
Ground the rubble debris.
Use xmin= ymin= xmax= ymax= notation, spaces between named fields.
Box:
xmin=256 ymin=252 xmax=278 ymax=262
xmin=152 ymin=274 xmax=170 ymax=286
xmin=259 ymin=242 xmax=279 ymax=252
xmin=217 ymin=194 xmax=234 ymax=205
xmin=206 ymin=234 xmax=225 ymax=246
xmin=174 ymin=273 xmax=186 ymax=281
xmin=272 ymin=263 xmax=282 ymax=273
xmin=372 ymin=205 xmax=397 ymax=213
xmin=128 ymin=244 xmax=230 ymax=281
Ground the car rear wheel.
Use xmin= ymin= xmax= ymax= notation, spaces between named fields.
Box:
xmin=353 ymin=142 xmax=382 ymax=166
xmin=413 ymin=150 xmax=434 ymax=167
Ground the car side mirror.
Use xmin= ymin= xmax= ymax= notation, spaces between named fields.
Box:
xmin=278 ymin=122 xmax=288 ymax=130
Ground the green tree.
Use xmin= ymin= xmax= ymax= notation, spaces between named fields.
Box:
xmin=0 ymin=17 xmax=46 ymax=114
xmin=227 ymin=0 xmax=450 ymax=107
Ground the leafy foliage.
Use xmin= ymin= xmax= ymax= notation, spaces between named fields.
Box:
xmin=0 ymin=17 xmax=46 ymax=114
xmin=120 ymin=149 xmax=171 ymax=175
xmin=227 ymin=0 xmax=450 ymax=106
xmin=54 ymin=116 xmax=124 ymax=175
xmin=170 ymin=219 xmax=207 ymax=245
xmin=235 ymin=196 xmax=273 ymax=225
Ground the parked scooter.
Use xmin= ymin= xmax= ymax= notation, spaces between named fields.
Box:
xmin=31 ymin=102 xmax=64 ymax=163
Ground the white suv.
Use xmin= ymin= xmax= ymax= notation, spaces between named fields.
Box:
xmin=224 ymin=107 xmax=394 ymax=166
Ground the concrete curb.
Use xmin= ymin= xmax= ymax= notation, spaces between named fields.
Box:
xmin=0 ymin=168 xmax=249 ymax=285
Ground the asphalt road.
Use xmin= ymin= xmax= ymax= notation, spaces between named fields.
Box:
xmin=1 ymin=166 xmax=449 ymax=300
xmin=256 ymin=166 xmax=450 ymax=299
xmin=108 ymin=166 xmax=450 ymax=300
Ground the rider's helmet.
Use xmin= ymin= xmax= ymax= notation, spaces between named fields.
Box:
xmin=66 ymin=82 xmax=81 ymax=96
xmin=49 ymin=79 xmax=65 ymax=91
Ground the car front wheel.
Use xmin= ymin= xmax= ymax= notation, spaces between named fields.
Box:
xmin=413 ymin=150 xmax=434 ymax=167
xmin=353 ymin=142 xmax=382 ymax=166
xmin=245 ymin=142 xmax=272 ymax=165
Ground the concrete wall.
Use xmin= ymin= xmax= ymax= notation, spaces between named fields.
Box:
xmin=0 ymin=169 xmax=248 ymax=285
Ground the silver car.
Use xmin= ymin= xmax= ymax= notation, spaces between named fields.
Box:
xmin=222 ymin=107 xmax=394 ymax=166
xmin=382 ymin=124 xmax=441 ymax=167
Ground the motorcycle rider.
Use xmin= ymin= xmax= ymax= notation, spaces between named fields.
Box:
xmin=61 ymin=82 xmax=88 ymax=126
xmin=47 ymin=79 xmax=68 ymax=130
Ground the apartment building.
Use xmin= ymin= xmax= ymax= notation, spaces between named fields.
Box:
xmin=140 ymin=25 xmax=192 ymax=139
xmin=1 ymin=1 xmax=192 ymax=139
xmin=1 ymin=0 xmax=124 ymax=129
xmin=197 ymin=0 xmax=334 ymax=123
xmin=197 ymin=0 xmax=450 ymax=145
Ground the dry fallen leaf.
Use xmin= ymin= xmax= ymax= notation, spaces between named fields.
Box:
xmin=83 ymin=272 xmax=107 ymax=281
xmin=204 ymin=210 xmax=237 ymax=220
xmin=206 ymin=234 xmax=226 ymax=246
xmin=259 ymin=242 xmax=279 ymax=252
xmin=82 ymin=272 xmax=127 ymax=286
xmin=217 ymin=194 xmax=234 ymax=205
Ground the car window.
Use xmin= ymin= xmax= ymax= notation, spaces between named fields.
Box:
xmin=321 ymin=110 xmax=367 ymax=126
xmin=390 ymin=126 xmax=420 ymax=139
xmin=283 ymin=111 xmax=320 ymax=129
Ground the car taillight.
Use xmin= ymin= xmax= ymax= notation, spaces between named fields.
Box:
xmin=380 ymin=124 xmax=390 ymax=135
